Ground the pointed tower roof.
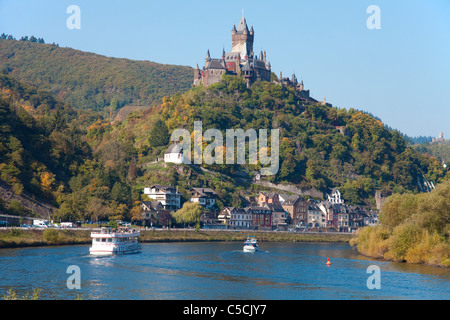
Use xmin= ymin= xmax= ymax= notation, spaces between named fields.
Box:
xmin=242 ymin=59 xmax=252 ymax=72
xmin=236 ymin=16 xmax=248 ymax=32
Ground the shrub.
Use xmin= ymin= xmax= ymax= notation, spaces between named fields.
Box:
xmin=350 ymin=225 xmax=389 ymax=258
xmin=386 ymin=222 xmax=423 ymax=262
xmin=43 ymin=228 xmax=60 ymax=244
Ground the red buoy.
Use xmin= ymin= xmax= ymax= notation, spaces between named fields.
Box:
xmin=326 ymin=258 xmax=331 ymax=266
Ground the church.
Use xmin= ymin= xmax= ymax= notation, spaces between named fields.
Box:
xmin=193 ymin=16 xmax=272 ymax=88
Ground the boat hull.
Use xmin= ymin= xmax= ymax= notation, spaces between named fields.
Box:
xmin=243 ymin=244 xmax=258 ymax=252
xmin=89 ymin=244 xmax=141 ymax=256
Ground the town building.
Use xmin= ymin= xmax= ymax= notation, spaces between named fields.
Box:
xmin=250 ymin=206 xmax=272 ymax=230
xmin=217 ymin=207 xmax=232 ymax=227
xmin=141 ymin=201 xmax=168 ymax=227
xmin=279 ymin=194 xmax=308 ymax=228
xmin=200 ymin=211 xmax=223 ymax=229
xmin=258 ymin=191 xmax=279 ymax=206
xmin=264 ymin=203 xmax=287 ymax=230
xmin=230 ymin=207 xmax=253 ymax=229
xmin=319 ymin=202 xmax=339 ymax=229
xmin=337 ymin=205 xmax=350 ymax=232
xmin=307 ymin=204 xmax=326 ymax=229
xmin=190 ymin=187 xmax=218 ymax=210
xmin=143 ymin=185 xmax=182 ymax=211
xmin=347 ymin=206 xmax=367 ymax=231
xmin=364 ymin=210 xmax=379 ymax=227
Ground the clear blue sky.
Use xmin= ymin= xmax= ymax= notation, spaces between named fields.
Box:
xmin=1 ymin=0 xmax=449 ymax=137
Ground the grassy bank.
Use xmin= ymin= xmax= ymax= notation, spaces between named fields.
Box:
xmin=0 ymin=228 xmax=352 ymax=249
xmin=0 ymin=228 xmax=92 ymax=248
xmin=138 ymin=229 xmax=352 ymax=243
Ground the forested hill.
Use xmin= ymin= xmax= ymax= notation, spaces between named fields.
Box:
xmin=0 ymin=39 xmax=193 ymax=110
xmin=118 ymin=75 xmax=448 ymax=205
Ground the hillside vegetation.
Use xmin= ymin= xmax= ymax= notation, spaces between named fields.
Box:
xmin=0 ymin=74 xmax=92 ymax=213
xmin=0 ymin=60 xmax=448 ymax=230
xmin=113 ymin=75 xmax=448 ymax=206
xmin=0 ymin=39 xmax=193 ymax=110
xmin=412 ymin=140 xmax=450 ymax=164
xmin=350 ymin=178 xmax=450 ymax=267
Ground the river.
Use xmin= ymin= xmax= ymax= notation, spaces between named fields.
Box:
xmin=0 ymin=242 xmax=449 ymax=300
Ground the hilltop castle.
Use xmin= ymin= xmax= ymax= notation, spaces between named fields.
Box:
xmin=194 ymin=16 xmax=312 ymax=100
xmin=193 ymin=16 xmax=272 ymax=88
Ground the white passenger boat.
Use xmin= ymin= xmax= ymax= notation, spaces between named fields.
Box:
xmin=243 ymin=235 xmax=258 ymax=252
xmin=89 ymin=227 xmax=141 ymax=256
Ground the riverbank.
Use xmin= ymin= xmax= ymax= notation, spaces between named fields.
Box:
xmin=0 ymin=228 xmax=352 ymax=249
xmin=350 ymin=226 xmax=450 ymax=268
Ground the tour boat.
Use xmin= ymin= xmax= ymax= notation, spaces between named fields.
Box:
xmin=243 ymin=235 xmax=259 ymax=252
xmin=89 ymin=227 xmax=141 ymax=256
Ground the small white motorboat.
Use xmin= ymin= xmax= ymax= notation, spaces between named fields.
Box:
xmin=243 ymin=235 xmax=258 ymax=252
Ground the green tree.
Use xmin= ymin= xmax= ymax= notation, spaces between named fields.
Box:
xmin=148 ymin=119 xmax=169 ymax=148
xmin=172 ymin=202 xmax=202 ymax=227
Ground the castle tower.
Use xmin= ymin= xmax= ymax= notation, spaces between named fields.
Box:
xmin=193 ymin=64 xmax=201 ymax=84
xmin=232 ymin=16 xmax=254 ymax=59
xmin=205 ymin=49 xmax=211 ymax=67
xmin=299 ymin=80 xmax=304 ymax=91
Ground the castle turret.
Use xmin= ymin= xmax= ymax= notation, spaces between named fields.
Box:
xmin=205 ymin=49 xmax=211 ymax=67
xmin=193 ymin=64 xmax=202 ymax=86
xmin=194 ymin=64 xmax=201 ymax=79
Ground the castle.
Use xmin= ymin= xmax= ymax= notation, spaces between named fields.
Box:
xmin=193 ymin=16 xmax=272 ymax=88
xmin=432 ymin=132 xmax=445 ymax=143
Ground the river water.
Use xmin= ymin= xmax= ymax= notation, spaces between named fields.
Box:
xmin=0 ymin=242 xmax=449 ymax=300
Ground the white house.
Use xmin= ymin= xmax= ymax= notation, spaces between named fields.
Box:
xmin=164 ymin=143 xmax=184 ymax=164
xmin=230 ymin=207 xmax=252 ymax=229
xmin=307 ymin=204 xmax=326 ymax=228
xmin=220 ymin=207 xmax=252 ymax=229
xmin=327 ymin=189 xmax=344 ymax=204
xmin=143 ymin=185 xmax=181 ymax=211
